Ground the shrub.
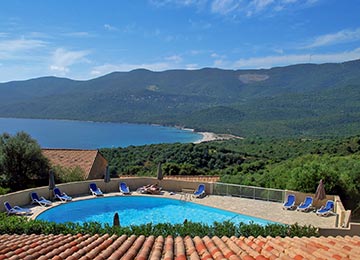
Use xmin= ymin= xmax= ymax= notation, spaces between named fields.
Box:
xmin=0 ymin=213 xmax=319 ymax=238
xmin=53 ymin=165 xmax=85 ymax=183
xmin=0 ymin=186 xmax=10 ymax=195
xmin=0 ymin=132 xmax=50 ymax=191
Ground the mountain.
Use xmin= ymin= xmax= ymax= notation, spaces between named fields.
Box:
xmin=1 ymin=59 xmax=360 ymax=138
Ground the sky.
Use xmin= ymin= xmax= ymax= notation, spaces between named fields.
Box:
xmin=0 ymin=0 xmax=360 ymax=82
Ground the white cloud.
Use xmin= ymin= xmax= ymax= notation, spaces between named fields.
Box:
xmin=214 ymin=59 xmax=225 ymax=66
xmin=234 ymin=48 xmax=360 ymax=69
xmin=211 ymin=0 xmax=240 ymax=15
xmin=123 ymin=23 xmax=139 ymax=34
xmin=304 ymin=28 xmax=360 ymax=49
xmin=62 ymin=31 xmax=94 ymax=37
xmin=189 ymin=49 xmax=209 ymax=55
xmin=149 ymin=0 xmax=206 ymax=8
xmin=165 ymin=55 xmax=183 ymax=63
xmin=151 ymin=0 xmax=320 ymax=18
xmin=50 ymin=48 xmax=90 ymax=74
xmin=210 ymin=52 xmax=226 ymax=59
xmin=0 ymin=38 xmax=46 ymax=53
xmin=281 ymin=0 xmax=298 ymax=3
xmin=273 ymin=48 xmax=284 ymax=54
xmin=185 ymin=63 xmax=200 ymax=70
xmin=210 ymin=52 xmax=227 ymax=66
xmin=0 ymin=38 xmax=47 ymax=59
xmin=252 ymin=0 xmax=274 ymax=12
xmin=104 ymin=24 xmax=118 ymax=31
xmin=305 ymin=0 xmax=319 ymax=4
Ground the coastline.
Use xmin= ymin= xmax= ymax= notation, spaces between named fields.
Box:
xmin=0 ymin=117 xmax=242 ymax=146
xmin=194 ymin=131 xmax=243 ymax=144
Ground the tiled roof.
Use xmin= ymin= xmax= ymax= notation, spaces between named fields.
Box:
xmin=0 ymin=234 xmax=359 ymax=260
xmin=122 ymin=175 xmax=221 ymax=183
xmin=42 ymin=149 xmax=99 ymax=179
xmin=164 ymin=176 xmax=221 ymax=183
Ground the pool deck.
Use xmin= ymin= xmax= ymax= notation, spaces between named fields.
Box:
xmin=30 ymin=191 xmax=336 ymax=228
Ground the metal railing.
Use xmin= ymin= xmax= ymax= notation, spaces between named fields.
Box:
xmin=213 ymin=182 xmax=285 ymax=202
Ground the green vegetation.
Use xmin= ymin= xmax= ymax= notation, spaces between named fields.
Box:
xmin=0 ymin=213 xmax=319 ymax=237
xmin=0 ymin=132 xmax=50 ymax=191
xmin=102 ymin=142 xmax=246 ymax=177
xmin=1 ymin=60 xmax=360 ymax=137
xmin=101 ymin=135 xmax=360 ymax=215
xmin=53 ymin=165 xmax=85 ymax=183
xmin=0 ymin=186 xmax=10 ymax=195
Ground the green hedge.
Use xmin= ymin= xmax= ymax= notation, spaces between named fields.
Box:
xmin=0 ymin=213 xmax=318 ymax=237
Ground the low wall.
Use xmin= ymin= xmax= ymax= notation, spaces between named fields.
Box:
xmin=319 ymin=222 xmax=360 ymax=236
xmin=0 ymin=177 xmax=210 ymax=212
xmin=285 ymin=191 xmax=351 ymax=228
xmin=2 ymin=179 xmax=356 ymax=237
xmin=0 ymin=186 xmax=51 ymax=211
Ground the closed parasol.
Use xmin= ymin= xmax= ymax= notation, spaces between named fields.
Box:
xmin=48 ymin=170 xmax=56 ymax=200
xmin=157 ymin=162 xmax=163 ymax=181
xmin=104 ymin=165 xmax=110 ymax=183
xmin=104 ymin=165 xmax=110 ymax=192
xmin=314 ymin=179 xmax=326 ymax=201
xmin=49 ymin=170 xmax=56 ymax=190
xmin=113 ymin=212 xmax=120 ymax=227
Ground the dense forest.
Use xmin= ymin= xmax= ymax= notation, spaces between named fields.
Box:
xmin=101 ymin=135 xmax=360 ymax=216
xmin=1 ymin=60 xmax=360 ymax=138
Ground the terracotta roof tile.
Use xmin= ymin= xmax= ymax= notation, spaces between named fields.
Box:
xmin=163 ymin=235 xmax=174 ymax=260
xmin=42 ymin=148 xmax=99 ymax=179
xmin=0 ymin=234 xmax=360 ymax=259
xmin=149 ymin=235 xmax=164 ymax=260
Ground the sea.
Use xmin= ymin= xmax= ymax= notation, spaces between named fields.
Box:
xmin=0 ymin=118 xmax=203 ymax=149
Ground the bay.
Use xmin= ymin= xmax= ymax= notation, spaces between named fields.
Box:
xmin=0 ymin=118 xmax=203 ymax=149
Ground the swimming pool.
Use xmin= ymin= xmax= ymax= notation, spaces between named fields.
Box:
xmin=37 ymin=196 xmax=274 ymax=226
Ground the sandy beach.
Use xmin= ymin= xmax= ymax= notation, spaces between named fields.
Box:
xmin=194 ymin=131 xmax=242 ymax=143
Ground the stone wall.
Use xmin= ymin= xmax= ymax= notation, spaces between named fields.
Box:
xmin=319 ymin=222 xmax=360 ymax=236
xmin=284 ymin=190 xmax=350 ymax=228
xmin=0 ymin=177 xmax=209 ymax=212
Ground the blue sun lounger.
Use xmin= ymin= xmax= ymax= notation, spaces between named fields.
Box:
xmin=4 ymin=201 xmax=32 ymax=216
xmin=316 ymin=200 xmax=334 ymax=216
xmin=297 ymin=196 xmax=313 ymax=212
xmin=89 ymin=183 xmax=103 ymax=196
xmin=283 ymin=194 xmax=296 ymax=210
xmin=193 ymin=184 xmax=206 ymax=198
xmin=119 ymin=182 xmax=131 ymax=194
xmin=53 ymin=187 xmax=72 ymax=202
xmin=30 ymin=192 xmax=52 ymax=207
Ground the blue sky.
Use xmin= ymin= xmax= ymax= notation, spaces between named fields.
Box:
xmin=0 ymin=0 xmax=359 ymax=82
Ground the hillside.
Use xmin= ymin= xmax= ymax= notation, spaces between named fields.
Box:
xmin=1 ymin=59 xmax=360 ymax=137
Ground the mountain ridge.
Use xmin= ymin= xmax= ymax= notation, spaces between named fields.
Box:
xmin=1 ymin=59 xmax=360 ymax=138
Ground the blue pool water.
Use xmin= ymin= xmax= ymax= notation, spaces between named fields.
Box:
xmin=0 ymin=118 xmax=202 ymax=148
xmin=36 ymin=196 xmax=274 ymax=226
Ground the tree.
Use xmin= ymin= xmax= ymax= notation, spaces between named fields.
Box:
xmin=0 ymin=132 xmax=50 ymax=191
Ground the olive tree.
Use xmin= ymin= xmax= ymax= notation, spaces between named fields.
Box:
xmin=0 ymin=132 xmax=50 ymax=191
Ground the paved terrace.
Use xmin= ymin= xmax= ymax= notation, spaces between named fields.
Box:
xmin=31 ymin=191 xmax=336 ymax=228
